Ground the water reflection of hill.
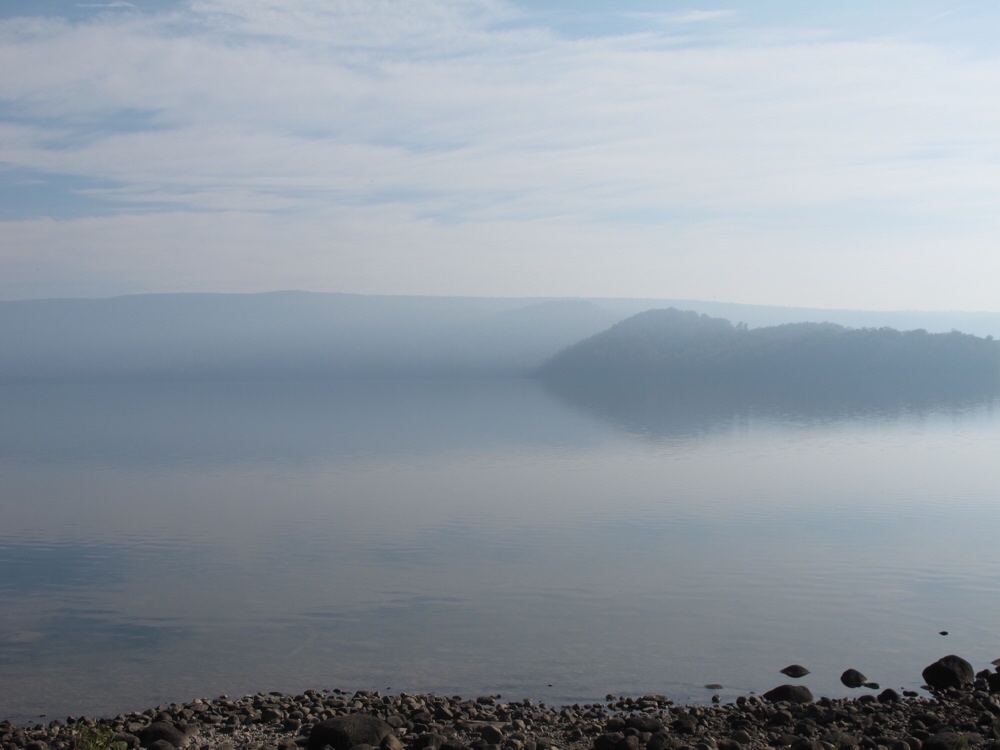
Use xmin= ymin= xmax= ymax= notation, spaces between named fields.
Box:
xmin=541 ymin=376 xmax=1000 ymax=438
xmin=0 ymin=379 xmax=611 ymax=465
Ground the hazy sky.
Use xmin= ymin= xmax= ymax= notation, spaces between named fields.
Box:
xmin=3 ymin=1 xmax=1000 ymax=310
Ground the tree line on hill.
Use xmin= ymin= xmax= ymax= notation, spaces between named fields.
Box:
xmin=538 ymin=308 xmax=1000 ymax=394
xmin=1 ymin=293 xmax=999 ymax=387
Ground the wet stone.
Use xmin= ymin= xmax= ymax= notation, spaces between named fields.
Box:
xmin=781 ymin=667 xmax=811 ymax=679
xmin=842 ymin=671 xmax=868 ymax=689
xmin=923 ymin=656 xmax=975 ymax=691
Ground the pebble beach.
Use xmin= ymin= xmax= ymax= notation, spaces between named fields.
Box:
xmin=4 ymin=656 xmax=1000 ymax=750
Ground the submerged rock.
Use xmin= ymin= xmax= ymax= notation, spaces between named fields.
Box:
xmin=840 ymin=669 xmax=867 ymax=688
xmin=781 ymin=664 xmax=809 ymax=677
xmin=780 ymin=665 xmax=810 ymax=678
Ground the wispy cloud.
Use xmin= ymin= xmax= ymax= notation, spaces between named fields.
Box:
xmin=631 ymin=9 xmax=735 ymax=25
xmin=2 ymin=1 xmax=1000 ymax=309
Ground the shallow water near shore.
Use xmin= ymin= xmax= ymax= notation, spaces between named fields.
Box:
xmin=1 ymin=378 xmax=1000 ymax=724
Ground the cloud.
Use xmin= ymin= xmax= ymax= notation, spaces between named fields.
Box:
xmin=632 ymin=10 xmax=735 ymax=25
xmin=7 ymin=21 xmax=997 ymax=218
xmin=2 ymin=1 xmax=1000 ymax=308
xmin=6 ymin=201 xmax=1000 ymax=311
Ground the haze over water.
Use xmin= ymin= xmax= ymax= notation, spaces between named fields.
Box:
xmin=6 ymin=0 xmax=1000 ymax=727
xmin=2 ymin=379 xmax=999 ymax=724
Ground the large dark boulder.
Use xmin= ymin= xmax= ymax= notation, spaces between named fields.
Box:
xmin=308 ymin=715 xmax=395 ymax=750
xmin=922 ymin=655 xmax=975 ymax=691
xmin=763 ymin=684 xmax=814 ymax=704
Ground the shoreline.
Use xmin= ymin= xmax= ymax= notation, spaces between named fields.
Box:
xmin=4 ymin=657 xmax=999 ymax=750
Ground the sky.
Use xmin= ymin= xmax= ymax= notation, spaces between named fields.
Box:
xmin=2 ymin=1 xmax=1000 ymax=310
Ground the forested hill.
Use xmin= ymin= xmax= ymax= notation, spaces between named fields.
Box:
xmin=539 ymin=308 xmax=1000 ymax=391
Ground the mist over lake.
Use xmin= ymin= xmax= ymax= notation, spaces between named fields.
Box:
xmin=9 ymin=1 xmax=1000 ymax=740
xmin=2 ymin=377 xmax=999 ymax=724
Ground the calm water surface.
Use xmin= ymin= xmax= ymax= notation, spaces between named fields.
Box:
xmin=1 ymin=379 xmax=999 ymax=723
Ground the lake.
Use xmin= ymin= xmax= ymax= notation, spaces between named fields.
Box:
xmin=1 ymin=378 xmax=999 ymax=724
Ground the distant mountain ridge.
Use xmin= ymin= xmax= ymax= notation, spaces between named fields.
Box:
xmin=0 ymin=292 xmax=619 ymax=382
xmin=2 ymin=291 xmax=1000 ymax=382
xmin=539 ymin=308 xmax=1000 ymax=392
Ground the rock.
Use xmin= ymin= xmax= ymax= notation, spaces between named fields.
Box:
xmin=780 ymin=665 xmax=810 ymax=678
xmin=823 ymin=733 xmax=859 ymax=749
xmin=763 ymin=685 xmax=814 ymax=704
xmin=923 ymin=734 xmax=969 ymax=750
xmin=478 ymin=725 xmax=504 ymax=744
xmin=260 ymin=708 xmax=283 ymax=723
xmin=673 ymin=716 xmax=699 ymax=735
xmin=705 ymin=685 xmax=724 ymax=690
xmin=769 ymin=710 xmax=793 ymax=727
xmin=147 ymin=742 xmax=175 ymax=750
xmin=923 ymin=655 xmax=975 ymax=691
xmin=307 ymin=715 xmax=395 ymax=750
xmin=625 ymin=716 xmax=663 ymax=733
xmin=841 ymin=670 xmax=868 ymax=689
xmin=878 ymin=689 xmax=900 ymax=703
xmin=594 ymin=732 xmax=624 ymax=750
xmin=137 ymin=723 xmax=187 ymax=749
xmin=412 ymin=734 xmax=449 ymax=750
xmin=864 ymin=682 xmax=880 ymax=690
